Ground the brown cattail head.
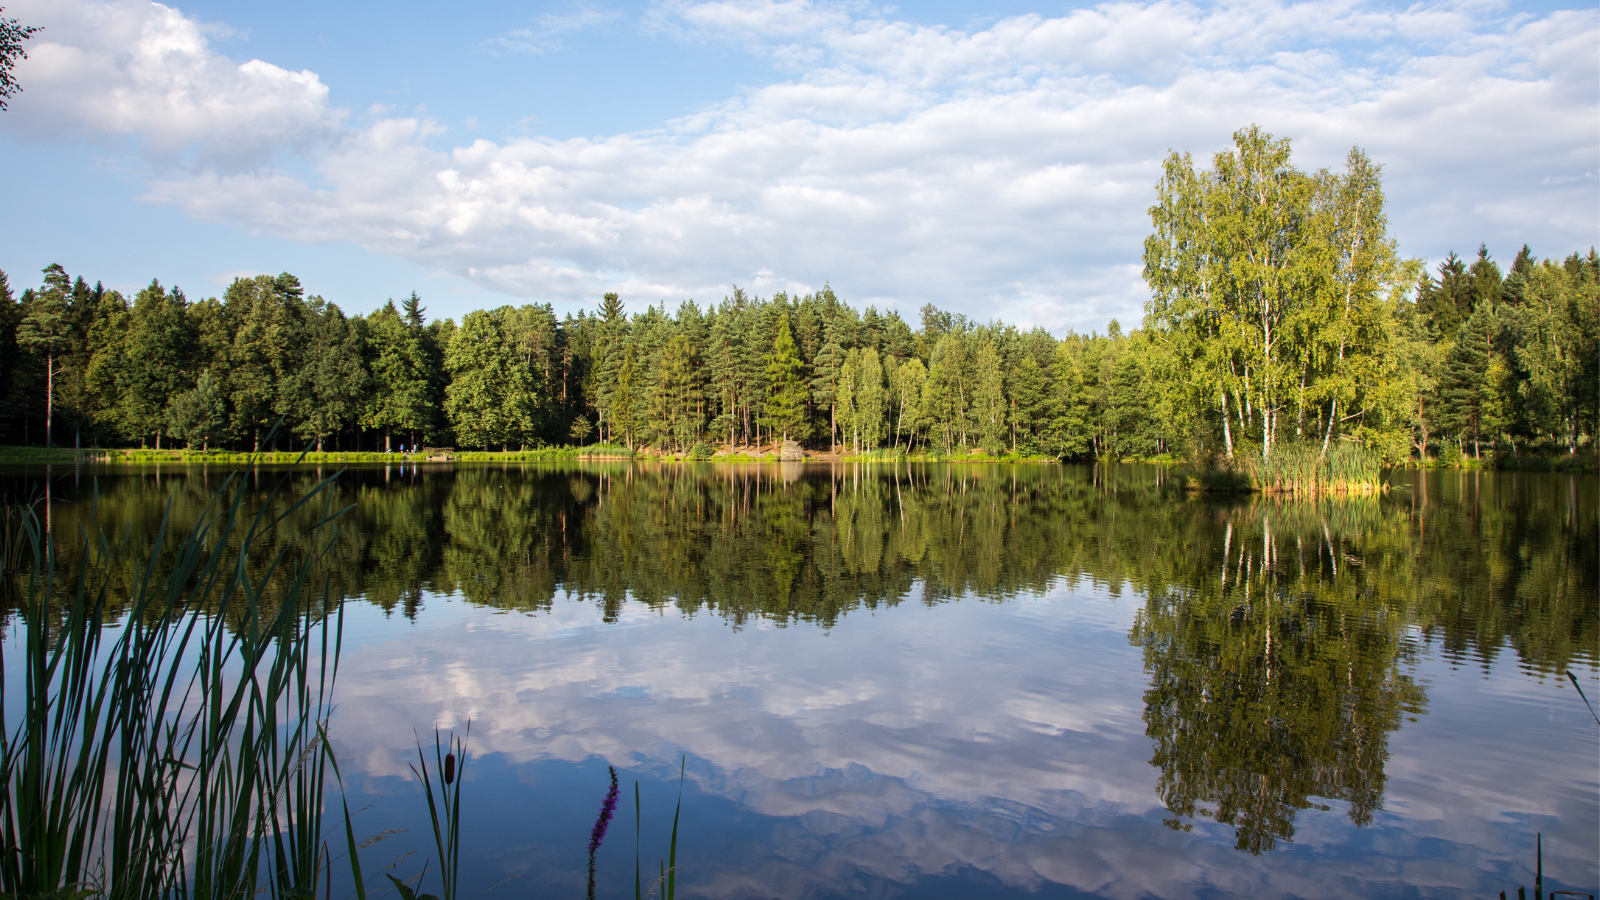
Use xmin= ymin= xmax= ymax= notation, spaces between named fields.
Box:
xmin=444 ymin=752 xmax=456 ymax=785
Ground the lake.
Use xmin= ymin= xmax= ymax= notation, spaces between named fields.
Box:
xmin=2 ymin=461 xmax=1595 ymax=899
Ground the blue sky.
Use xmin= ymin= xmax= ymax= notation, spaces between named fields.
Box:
xmin=1 ymin=0 xmax=1595 ymax=333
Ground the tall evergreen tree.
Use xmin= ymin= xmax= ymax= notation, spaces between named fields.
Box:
xmin=761 ymin=312 xmax=808 ymax=443
xmin=16 ymin=264 xmax=71 ymax=447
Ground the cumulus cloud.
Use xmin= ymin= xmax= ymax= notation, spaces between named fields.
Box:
xmin=2 ymin=0 xmax=339 ymax=170
xmin=4 ymin=0 xmax=1596 ymax=330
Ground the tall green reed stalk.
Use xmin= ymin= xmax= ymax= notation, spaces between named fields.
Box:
xmin=0 ymin=462 xmax=351 ymax=900
xmin=634 ymin=758 xmax=684 ymax=900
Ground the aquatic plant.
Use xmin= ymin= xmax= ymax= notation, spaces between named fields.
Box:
xmin=631 ymin=758 xmax=685 ymax=900
xmin=588 ymin=766 xmax=620 ymax=900
xmin=0 ymin=465 xmax=349 ymax=899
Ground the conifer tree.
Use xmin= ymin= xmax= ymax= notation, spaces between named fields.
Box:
xmin=121 ymin=280 xmax=195 ymax=449
xmin=761 ymin=312 xmax=808 ymax=444
xmin=17 ymin=264 xmax=71 ymax=447
xmin=1438 ymin=305 xmax=1500 ymax=458
xmin=811 ymin=324 xmax=844 ymax=452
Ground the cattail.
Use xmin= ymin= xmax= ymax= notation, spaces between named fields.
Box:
xmin=444 ymin=752 xmax=456 ymax=786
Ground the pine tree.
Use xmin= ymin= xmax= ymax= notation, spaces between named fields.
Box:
xmin=0 ymin=270 xmax=21 ymax=442
xmin=16 ymin=264 xmax=70 ymax=447
xmin=811 ymin=325 xmax=844 ymax=452
xmin=1010 ymin=355 xmax=1047 ymax=454
xmin=613 ymin=343 xmax=639 ymax=451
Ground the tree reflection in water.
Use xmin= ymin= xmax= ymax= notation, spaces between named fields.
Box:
xmin=3 ymin=461 xmax=1594 ymax=857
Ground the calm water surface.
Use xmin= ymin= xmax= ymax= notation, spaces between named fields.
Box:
xmin=3 ymin=462 xmax=1596 ymax=899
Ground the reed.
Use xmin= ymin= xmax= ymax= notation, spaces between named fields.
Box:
xmin=0 ymin=463 xmax=350 ymax=900
xmin=1179 ymin=443 xmax=1386 ymax=494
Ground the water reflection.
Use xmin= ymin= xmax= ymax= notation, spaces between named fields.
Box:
xmin=1 ymin=461 xmax=1595 ymax=896
xmin=9 ymin=462 xmax=1590 ymax=666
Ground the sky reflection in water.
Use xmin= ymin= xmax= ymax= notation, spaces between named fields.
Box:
xmin=2 ymin=462 xmax=1595 ymax=898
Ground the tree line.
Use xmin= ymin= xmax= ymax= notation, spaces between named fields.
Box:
xmin=0 ymin=129 xmax=1594 ymax=461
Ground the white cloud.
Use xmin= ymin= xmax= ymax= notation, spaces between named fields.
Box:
xmin=324 ymin=591 xmax=1599 ymax=899
xmin=492 ymin=2 xmax=623 ymax=54
xmin=2 ymin=0 xmax=340 ymax=170
xmin=4 ymin=0 xmax=1597 ymax=332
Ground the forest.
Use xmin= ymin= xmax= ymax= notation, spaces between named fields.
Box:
xmin=0 ymin=128 xmax=1595 ymax=465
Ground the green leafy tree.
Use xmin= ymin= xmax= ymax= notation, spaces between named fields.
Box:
xmin=445 ymin=309 xmax=535 ymax=450
xmin=971 ymin=338 xmax=1006 ymax=454
xmin=923 ymin=333 xmax=969 ymax=452
xmin=166 ymin=369 xmax=229 ymax=450
xmin=284 ymin=300 xmax=369 ymax=451
xmin=363 ymin=301 xmax=434 ymax=451
xmin=223 ymin=274 xmax=303 ymax=451
xmin=0 ymin=6 xmax=39 ymax=111
xmin=855 ymin=347 xmax=886 ymax=452
xmin=890 ymin=358 xmax=927 ymax=452
xmin=109 ymin=279 xmax=195 ymax=448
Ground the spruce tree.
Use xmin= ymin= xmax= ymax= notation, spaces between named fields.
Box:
xmin=761 ymin=312 xmax=808 ymax=443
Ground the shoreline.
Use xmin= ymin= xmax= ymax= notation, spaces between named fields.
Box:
xmin=0 ymin=446 xmax=1591 ymax=473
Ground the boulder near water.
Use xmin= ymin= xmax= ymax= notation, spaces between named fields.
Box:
xmin=779 ymin=440 xmax=806 ymax=462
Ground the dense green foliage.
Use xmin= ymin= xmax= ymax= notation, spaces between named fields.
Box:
xmin=1143 ymin=126 xmax=1598 ymax=469
xmin=0 ymin=129 xmax=1593 ymax=463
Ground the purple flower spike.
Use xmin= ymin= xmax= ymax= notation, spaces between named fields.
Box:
xmin=587 ymin=766 xmax=621 ymax=900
